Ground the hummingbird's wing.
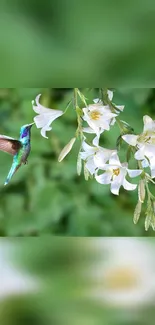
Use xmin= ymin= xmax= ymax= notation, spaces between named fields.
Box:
xmin=0 ymin=135 xmax=22 ymax=155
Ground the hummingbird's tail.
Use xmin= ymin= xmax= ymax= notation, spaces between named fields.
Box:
xmin=4 ymin=162 xmax=21 ymax=186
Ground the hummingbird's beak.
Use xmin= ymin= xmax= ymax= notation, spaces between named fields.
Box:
xmin=28 ymin=122 xmax=35 ymax=128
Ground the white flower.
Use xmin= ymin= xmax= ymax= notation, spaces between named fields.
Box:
xmin=122 ymin=115 xmax=155 ymax=177
xmin=95 ymin=152 xmax=142 ymax=195
xmin=0 ymin=245 xmax=38 ymax=300
xmin=82 ymin=91 xmax=124 ymax=138
xmin=32 ymin=94 xmax=64 ymax=138
xmin=88 ymin=238 xmax=155 ymax=309
xmin=58 ymin=137 xmax=76 ymax=162
xmin=82 ymin=101 xmax=117 ymax=138
xmin=80 ymin=137 xmax=116 ymax=176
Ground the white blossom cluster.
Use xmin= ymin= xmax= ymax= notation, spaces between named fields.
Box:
xmin=32 ymin=89 xmax=155 ymax=230
xmin=88 ymin=239 xmax=155 ymax=310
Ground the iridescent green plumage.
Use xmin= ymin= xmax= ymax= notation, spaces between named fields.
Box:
xmin=0 ymin=123 xmax=34 ymax=185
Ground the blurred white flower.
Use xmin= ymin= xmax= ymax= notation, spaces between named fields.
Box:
xmin=80 ymin=137 xmax=116 ymax=176
xmin=0 ymin=246 xmax=38 ymax=300
xmin=95 ymin=152 xmax=142 ymax=195
xmin=88 ymin=238 xmax=155 ymax=309
xmin=122 ymin=115 xmax=155 ymax=177
xmin=32 ymin=94 xmax=64 ymax=138
xmin=58 ymin=137 xmax=76 ymax=162
xmin=82 ymin=100 xmax=117 ymax=138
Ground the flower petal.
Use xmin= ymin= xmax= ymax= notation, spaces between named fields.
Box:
xmin=149 ymin=159 xmax=155 ymax=178
xmin=115 ymin=105 xmax=124 ymax=112
xmin=122 ymin=134 xmax=138 ymax=146
xmin=135 ymin=148 xmax=145 ymax=160
xmin=83 ymin=127 xmax=96 ymax=134
xmin=108 ymin=90 xmax=113 ymax=101
xmin=86 ymin=157 xmax=97 ymax=175
xmin=95 ymin=172 xmax=112 ymax=184
xmin=151 ymin=168 xmax=155 ymax=178
xmin=123 ymin=179 xmax=137 ymax=191
xmin=109 ymin=153 xmax=121 ymax=166
xmin=92 ymin=136 xmax=99 ymax=147
xmin=94 ymin=149 xmax=116 ymax=169
xmin=80 ymin=140 xmax=97 ymax=160
xmin=110 ymin=181 xmax=121 ymax=195
xmin=40 ymin=126 xmax=52 ymax=139
xmin=93 ymin=98 xmax=100 ymax=104
xmin=34 ymin=115 xmax=46 ymax=129
xmin=127 ymin=169 xmax=142 ymax=178
xmin=143 ymin=115 xmax=155 ymax=132
xmin=111 ymin=117 xmax=116 ymax=126
xmin=82 ymin=141 xmax=94 ymax=153
xmin=142 ymin=158 xmax=150 ymax=168
xmin=144 ymin=144 xmax=155 ymax=158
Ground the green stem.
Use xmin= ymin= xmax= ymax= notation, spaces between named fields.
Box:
xmin=74 ymin=88 xmax=78 ymax=109
xmin=73 ymin=88 xmax=84 ymax=140
xmin=146 ymin=181 xmax=155 ymax=200
xmin=100 ymin=88 xmax=108 ymax=105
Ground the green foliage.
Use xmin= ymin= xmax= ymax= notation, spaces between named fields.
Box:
xmin=0 ymin=88 xmax=155 ymax=236
xmin=1 ymin=238 xmax=155 ymax=325
xmin=1 ymin=1 xmax=155 ymax=86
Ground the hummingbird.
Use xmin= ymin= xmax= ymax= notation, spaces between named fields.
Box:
xmin=0 ymin=123 xmax=34 ymax=185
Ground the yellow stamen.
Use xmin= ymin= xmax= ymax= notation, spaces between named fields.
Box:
xmin=138 ymin=132 xmax=155 ymax=144
xmin=104 ymin=267 xmax=139 ymax=290
xmin=113 ymin=168 xmax=120 ymax=176
xmin=90 ymin=111 xmax=101 ymax=120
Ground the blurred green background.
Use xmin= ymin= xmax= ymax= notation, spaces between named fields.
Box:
xmin=0 ymin=88 xmax=155 ymax=236
xmin=1 ymin=0 xmax=155 ymax=85
xmin=1 ymin=238 xmax=155 ymax=325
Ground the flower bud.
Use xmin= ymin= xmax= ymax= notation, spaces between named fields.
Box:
xmin=58 ymin=137 xmax=76 ymax=162
xmin=84 ymin=163 xmax=89 ymax=181
xmin=77 ymin=153 xmax=82 ymax=176
xmin=145 ymin=200 xmax=153 ymax=231
xmin=133 ymin=200 xmax=142 ymax=224
xmin=138 ymin=180 xmax=146 ymax=203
